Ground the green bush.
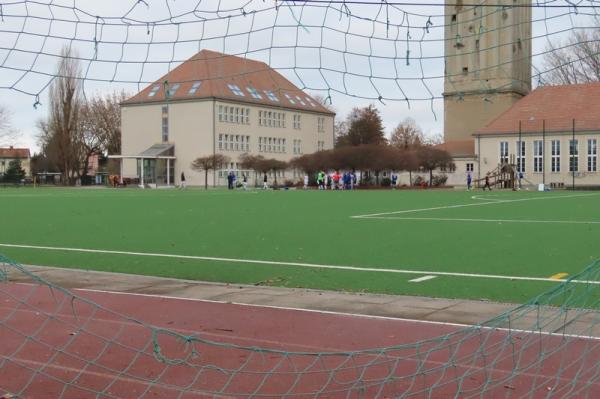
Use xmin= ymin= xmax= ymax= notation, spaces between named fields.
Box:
xmin=381 ymin=177 xmax=391 ymax=187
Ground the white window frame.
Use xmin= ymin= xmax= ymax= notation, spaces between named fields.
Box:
xmin=588 ymin=138 xmax=597 ymax=172
xmin=516 ymin=141 xmax=525 ymax=173
xmin=188 ymin=81 xmax=201 ymax=95
xmin=227 ymin=84 xmax=245 ymax=97
xmin=247 ymin=87 xmax=262 ymax=99
xmin=533 ymin=140 xmax=543 ymax=173
xmin=499 ymin=141 xmax=509 ymax=164
xmin=551 ymin=140 xmax=560 ymax=173
xmin=569 ymin=139 xmax=578 ymax=172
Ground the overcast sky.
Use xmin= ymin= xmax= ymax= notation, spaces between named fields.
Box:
xmin=0 ymin=0 xmax=596 ymax=152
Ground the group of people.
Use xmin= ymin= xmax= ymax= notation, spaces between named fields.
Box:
xmin=226 ymin=171 xmax=249 ymax=190
xmin=314 ymin=171 xmax=358 ymax=190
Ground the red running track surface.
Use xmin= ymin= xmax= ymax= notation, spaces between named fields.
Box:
xmin=0 ymin=282 xmax=598 ymax=398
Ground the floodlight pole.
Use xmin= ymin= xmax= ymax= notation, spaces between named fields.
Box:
xmin=518 ymin=120 xmax=522 ymax=189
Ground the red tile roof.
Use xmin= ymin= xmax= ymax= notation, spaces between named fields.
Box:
xmin=0 ymin=147 xmax=30 ymax=159
xmin=476 ymin=82 xmax=600 ymax=135
xmin=123 ymin=49 xmax=335 ymax=115
xmin=435 ymin=140 xmax=475 ymax=157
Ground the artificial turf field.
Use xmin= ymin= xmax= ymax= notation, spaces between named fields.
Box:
xmin=0 ymin=187 xmax=599 ymax=304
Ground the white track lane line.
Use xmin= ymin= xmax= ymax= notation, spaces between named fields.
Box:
xmin=351 ymin=192 xmax=599 ymax=218
xmin=1 ymin=243 xmax=599 ymax=285
xmin=16 ymin=283 xmax=600 ymax=342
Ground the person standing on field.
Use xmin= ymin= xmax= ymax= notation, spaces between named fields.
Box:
xmin=180 ymin=172 xmax=186 ymax=189
xmin=467 ymin=172 xmax=472 ymax=191
xmin=483 ymin=173 xmax=492 ymax=191
xmin=303 ymin=174 xmax=309 ymax=190
xmin=242 ymin=174 xmax=248 ymax=190
xmin=263 ymin=173 xmax=269 ymax=190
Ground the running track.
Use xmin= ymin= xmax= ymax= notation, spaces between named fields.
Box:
xmin=0 ymin=283 xmax=598 ymax=398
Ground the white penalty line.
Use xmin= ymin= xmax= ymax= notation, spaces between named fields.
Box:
xmin=351 ymin=192 xmax=599 ymax=219
xmin=1 ymin=243 xmax=599 ymax=285
xmin=409 ymin=275 xmax=438 ymax=282
xmin=361 ymin=217 xmax=600 ymax=225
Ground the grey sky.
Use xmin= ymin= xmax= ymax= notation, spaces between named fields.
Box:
xmin=0 ymin=0 xmax=596 ymax=151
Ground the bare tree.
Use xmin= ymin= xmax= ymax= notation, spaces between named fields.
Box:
xmin=81 ymin=91 xmax=126 ymax=155
xmin=191 ymin=154 xmax=230 ymax=189
xmin=417 ymin=146 xmax=454 ymax=186
xmin=0 ymin=105 xmax=18 ymax=146
xmin=42 ymin=47 xmax=83 ymax=184
xmin=544 ymin=26 xmax=600 ymax=85
xmin=390 ymin=118 xmax=424 ymax=149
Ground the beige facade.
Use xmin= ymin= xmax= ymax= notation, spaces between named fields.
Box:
xmin=121 ymin=99 xmax=334 ymax=187
xmin=444 ymin=0 xmax=531 ymax=142
xmin=0 ymin=148 xmax=31 ymax=178
xmin=475 ymin=132 xmax=600 ymax=188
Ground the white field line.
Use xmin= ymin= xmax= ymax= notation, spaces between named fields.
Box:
xmin=409 ymin=275 xmax=438 ymax=282
xmin=1 ymin=243 xmax=599 ymax=285
xmin=351 ymin=192 xmax=599 ymax=219
xmin=362 ymin=217 xmax=600 ymax=225
xmin=471 ymin=195 xmax=507 ymax=202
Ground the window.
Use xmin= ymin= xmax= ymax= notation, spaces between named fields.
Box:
xmin=246 ymin=136 xmax=250 ymax=152
xmin=219 ymin=105 xmax=249 ymax=125
xmin=551 ymin=140 xmax=560 ymax=172
xmin=516 ymin=141 xmax=525 ymax=173
xmin=293 ymin=139 xmax=303 ymax=154
xmin=466 ymin=163 xmax=474 ymax=172
xmin=264 ymin=90 xmax=279 ymax=102
xmin=161 ymin=105 xmax=169 ymax=142
xmin=166 ymin=83 xmax=181 ymax=97
xmin=247 ymin=87 xmax=262 ymax=99
xmin=284 ymin=94 xmax=296 ymax=105
xmin=188 ymin=81 xmax=201 ymax=95
xmin=569 ymin=139 xmax=578 ymax=172
xmin=148 ymin=85 xmax=160 ymax=97
xmin=295 ymin=96 xmax=306 ymax=106
xmin=534 ymin=140 xmax=543 ymax=173
xmin=318 ymin=117 xmax=325 ymax=133
xmin=293 ymin=115 xmax=301 ymax=130
xmin=588 ymin=139 xmax=597 ymax=172
xmin=317 ymin=141 xmax=325 ymax=151
xmin=219 ymin=134 xmax=223 ymax=150
xmin=227 ymin=84 xmax=245 ymax=96
xmin=499 ymin=142 xmax=509 ymax=164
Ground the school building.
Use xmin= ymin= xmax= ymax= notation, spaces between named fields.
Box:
xmin=114 ymin=49 xmax=335 ymax=187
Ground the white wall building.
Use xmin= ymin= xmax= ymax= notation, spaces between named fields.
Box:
xmin=116 ymin=50 xmax=335 ymax=187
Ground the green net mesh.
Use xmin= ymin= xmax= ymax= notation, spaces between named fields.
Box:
xmin=0 ymin=253 xmax=599 ymax=398
xmin=0 ymin=0 xmax=598 ymax=112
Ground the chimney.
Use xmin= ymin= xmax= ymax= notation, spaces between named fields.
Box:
xmin=9 ymin=146 xmax=13 ymax=150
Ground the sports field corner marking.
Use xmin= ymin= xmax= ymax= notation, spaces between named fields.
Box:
xmin=350 ymin=192 xmax=600 ymax=219
xmin=409 ymin=275 xmax=437 ymax=283
xmin=1 ymin=242 xmax=599 ymax=285
xmin=549 ymin=273 xmax=569 ymax=280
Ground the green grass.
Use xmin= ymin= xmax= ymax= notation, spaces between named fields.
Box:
xmin=1 ymin=187 xmax=599 ymax=304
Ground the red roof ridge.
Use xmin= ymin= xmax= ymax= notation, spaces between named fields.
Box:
xmin=123 ymin=49 xmax=334 ymax=115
